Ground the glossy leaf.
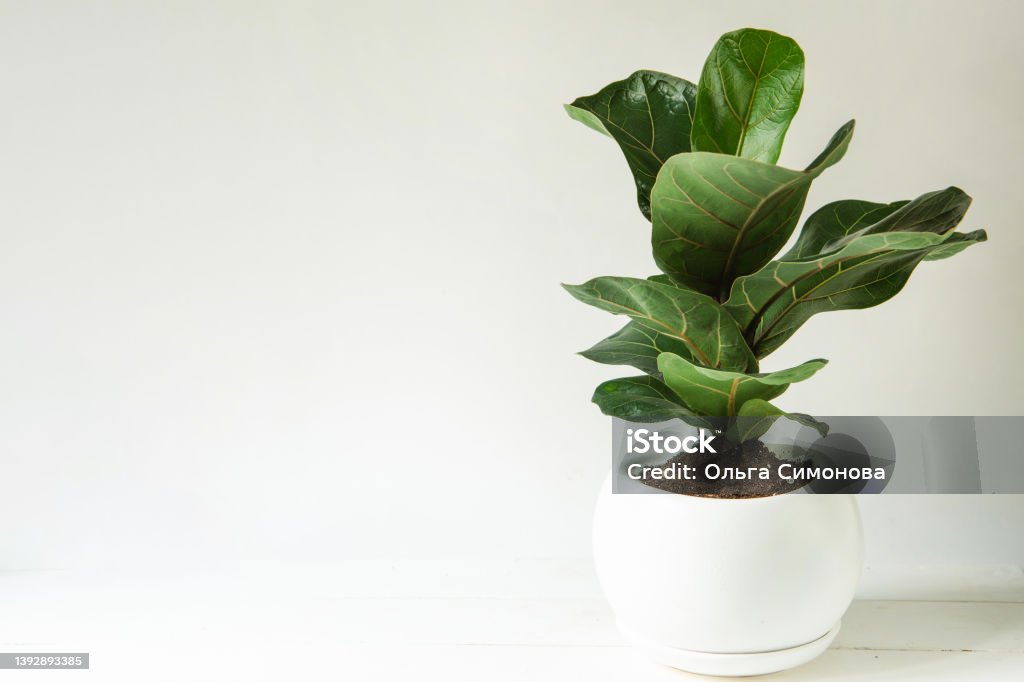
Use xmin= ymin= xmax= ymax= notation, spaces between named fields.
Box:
xmin=575 ymin=273 xmax=701 ymax=378
xmin=726 ymin=230 xmax=988 ymax=357
xmin=580 ymin=320 xmax=696 ymax=376
xmin=651 ymin=120 xmax=854 ymax=298
xmin=690 ymin=29 xmax=804 ymax=162
xmin=590 ymin=375 xmax=703 ymax=423
xmin=782 ymin=187 xmax=971 ymax=260
xmin=563 ymin=277 xmax=756 ymax=371
xmin=657 ymin=352 xmax=826 ymax=416
xmin=566 ymin=71 xmax=697 ymax=219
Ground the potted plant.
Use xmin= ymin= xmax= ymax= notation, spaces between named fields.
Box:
xmin=563 ymin=28 xmax=985 ymax=676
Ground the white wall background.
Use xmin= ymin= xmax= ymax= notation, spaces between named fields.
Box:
xmin=0 ymin=0 xmax=1021 ymax=583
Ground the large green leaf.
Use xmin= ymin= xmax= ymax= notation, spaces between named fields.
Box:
xmin=562 ymin=276 xmax=756 ymax=371
xmin=651 ymin=120 xmax=854 ymax=298
xmin=657 ymin=352 xmax=826 ymax=416
xmin=726 ymin=230 xmax=988 ymax=357
xmin=782 ymin=187 xmax=971 ymax=260
xmin=690 ymin=28 xmax=804 ymax=163
xmin=578 ymin=273 xmax=702 ymax=376
xmin=590 ymin=375 xmax=703 ymax=422
xmin=580 ymin=320 xmax=696 ymax=376
xmin=566 ymin=71 xmax=697 ymax=219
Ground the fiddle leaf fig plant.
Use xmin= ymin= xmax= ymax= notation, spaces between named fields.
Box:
xmin=563 ymin=27 xmax=986 ymax=441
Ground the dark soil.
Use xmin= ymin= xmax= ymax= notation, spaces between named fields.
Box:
xmin=639 ymin=440 xmax=812 ymax=498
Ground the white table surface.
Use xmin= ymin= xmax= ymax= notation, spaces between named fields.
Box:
xmin=1 ymin=559 xmax=1021 ymax=680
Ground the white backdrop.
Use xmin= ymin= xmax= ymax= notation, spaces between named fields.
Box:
xmin=0 ymin=0 xmax=1021 ymax=583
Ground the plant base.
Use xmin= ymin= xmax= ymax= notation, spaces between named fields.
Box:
xmin=622 ymin=621 xmax=841 ymax=677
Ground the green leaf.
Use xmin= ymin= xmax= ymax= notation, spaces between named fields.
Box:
xmin=783 ymin=412 xmax=830 ymax=439
xmin=657 ymin=352 xmax=826 ymax=416
xmin=566 ymin=71 xmax=697 ymax=219
xmin=563 ymin=276 xmax=756 ymax=371
xmin=732 ymin=399 xmax=830 ymax=443
xmin=734 ymin=398 xmax=784 ymax=442
xmin=690 ymin=28 xmax=804 ymax=163
xmin=591 ymin=375 xmax=702 ymax=422
xmin=580 ymin=321 xmax=696 ymax=376
xmin=737 ymin=398 xmax=785 ymax=417
xmin=781 ymin=199 xmax=907 ymax=260
xmin=726 ymin=229 xmax=988 ymax=357
xmin=782 ymin=187 xmax=971 ymax=260
xmin=651 ymin=120 xmax=854 ymax=298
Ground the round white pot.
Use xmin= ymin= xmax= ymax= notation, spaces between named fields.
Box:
xmin=593 ymin=474 xmax=863 ymax=677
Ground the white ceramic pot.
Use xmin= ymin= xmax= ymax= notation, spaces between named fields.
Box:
xmin=593 ymin=474 xmax=863 ymax=676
